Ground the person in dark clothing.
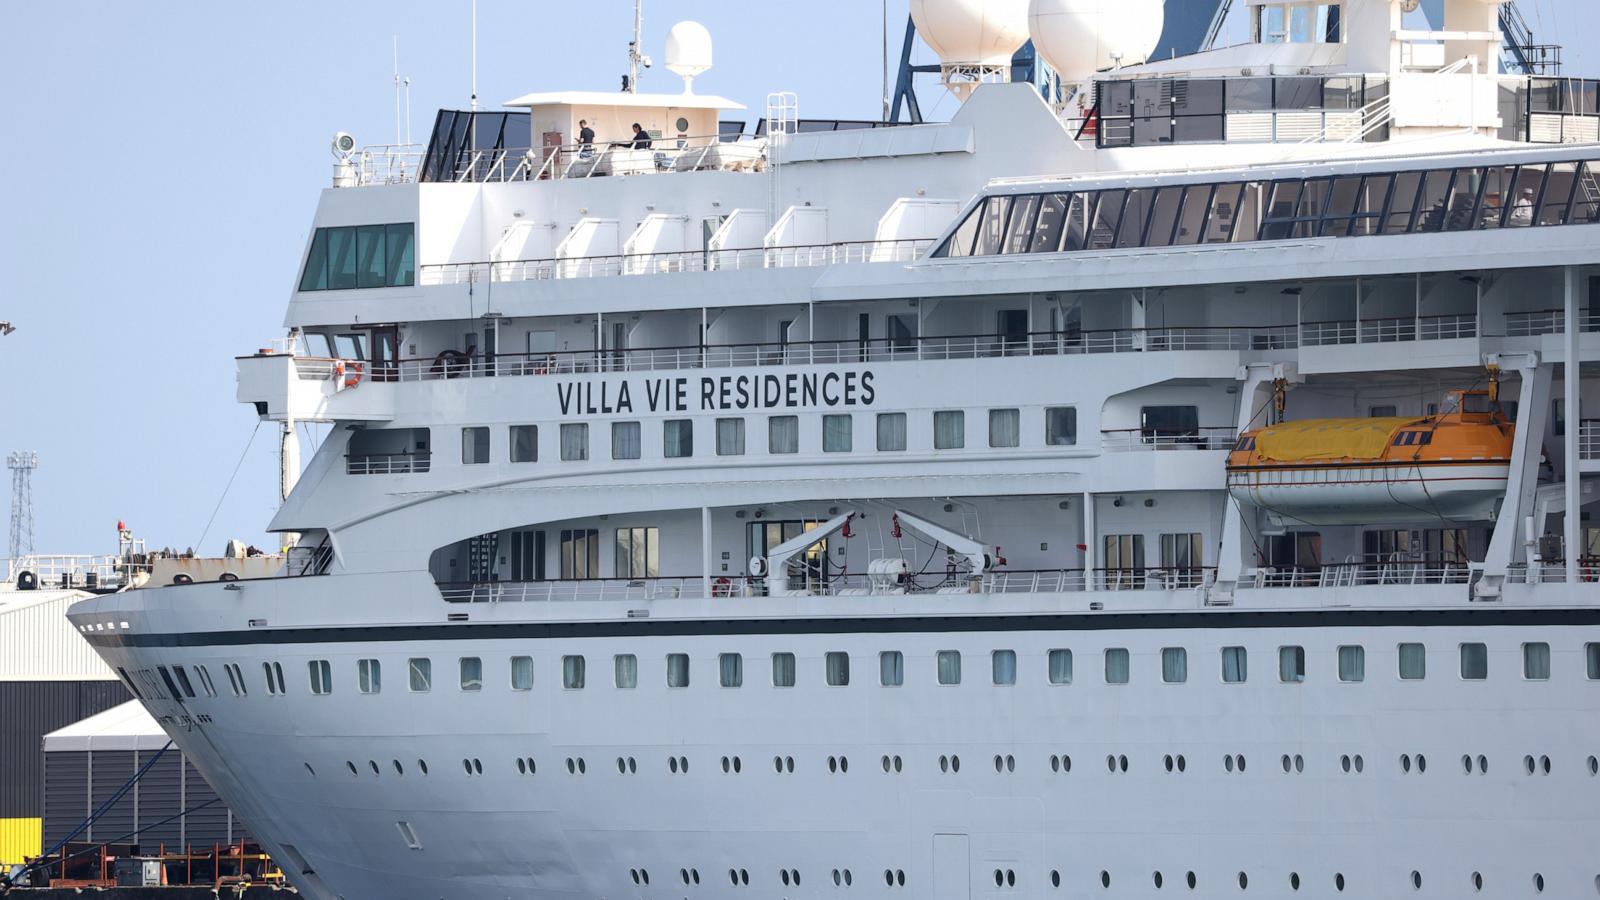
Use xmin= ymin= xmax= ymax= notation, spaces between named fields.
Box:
xmin=577 ymin=119 xmax=596 ymax=158
xmin=630 ymin=123 xmax=653 ymax=149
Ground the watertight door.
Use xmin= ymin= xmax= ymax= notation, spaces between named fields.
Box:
xmin=931 ymin=833 xmax=970 ymax=900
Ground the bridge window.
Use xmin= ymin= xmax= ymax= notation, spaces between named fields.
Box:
xmin=299 ymin=223 xmax=415 ymax=292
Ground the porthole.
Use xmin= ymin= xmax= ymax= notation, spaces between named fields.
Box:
xmin=346 ymin=760 xmax=358 ymax=776
xmin=1335 ymin=872 xmax=1345 ymax=892
xmin=525 ymin=757 xmax=536 ymax=774
xmin=1294 ymin=755 xmax=1303 ymax=772
xmin=1341 ymin=754 xmax=1351 ymax=773
xmin=1177 ymin=755 xmax=1186 ymax=771
xmin=392 ymin=759 xmax=403 ymax=776
xmin=885 ymin=870 xmax=895 ymax=887
xmin=882 ymin=755 xmax=892 ymax=772
xmin=843 ymin=869 xmax=851 ymax=886
xmin=1462 ymin=754 xmax=1473 ymax=773
xmin=566 ymin=757 xmax=576 ymax=774
xmin=740 ymin=868 xmax=750 ymax=885
xmin=786 ymin=755 xmax=795 ymax=772
xmin=834 ymin=869 xmax=843 ymax=886
xmin=951 ymin=755 xmax=960 ymax=772
xmin=1477 ymin=754 xmax=1488 ymax=773
xmin=781 ymin=869 xmax=791 ymax=886
xmin=1186 ymin=871 xmax=1196 ymax=890
xmin=1153 ymin=870 xmax=1164 ymax=888
xmin=1541 ymin=755 xmax=1551 ymax=774
xmin=941 ymin=755 xmax=950 ymax=772
xmin=829 ymin=756 xmax=839 ymax=773
xmin=1166 ymin=754 xmax=1175 ymax=772
xmin=1118 ymin=754 xmax=1128 ymax=772
xmin=473 ymin=758 xmax=483 ymax=774
xmin=1472 ymin=871 xmax=1483 ymax=891
xmin=731 ymin=869 xmax=740 ymax=886
xmin=897 ymin=869 xmax=906 ymax=886
xmin=1281 ymin=754 xmax=1291 ymax=773
xmin=1354 ymin=754 xmax=1364 ymax=773
xmin=304 ymin=763 xmax=315 ymax=777
xmin=1238 ymin=871 xmax=1248 ymax=889
xmin=732 ymin=756 xmax=740 ymax=773
xmin=670 ymin=756 xmax=680 ymax=773
xmin=994 ymin=869 xmax=1004 ymax=887
xmin=1290 ymin=872 xmax=1301 ymax=891
xmin=1416 ymin=754 xmax=1426 ymax=773
xmin=1401 ymin=754 xmax=1412 ymax=773
xmin=368 ymin=760 xmax=380 ymax=776
xmin=1589 ymin=755 xmax=1598 ymax=775
xmin=1006 ymin=869 xmax=1015 ymax=887
xmin=1225 ymin=754 xmax=1235 ymax=773
xmin=682 ymin=868 xmax=691 ymax=885
xmin=1526 ymin=754 xmax=1537 ymax=774
xmin=418 ymin=758 xmax=429 ymax=775
xmin=894 ymin=755 xmax=903 ymax=772
xmin=1237 ymin=754 xmax=1246 ymax=772
xmin=627 ymin=757 xmax=635 ymax=773
xmin=775 ymin=755 xmax=784 ymax=773
xmin=1412 ymin=870 xmax=1422 ymax=890
xmin=517 ymin=758 xmax=527 ymax=775
xmin=723 ymin=756 xmax=733 ymax=773
xmin=630 ymin=869 xmax=640 ymax=885
xmin=1050 ymin=754 xmax=1060 ymax=772
xmin=640 ymin=868 xmax=649 ymax=885
xmin=691 ymin=868 xmax=700 ymax=884
xmin=1534 ymin=873 xmax=1545 ymax=893
xmin=1101 ymin=870 xmax=1111 ymax=888
xmin=1051 ymin=869 xmax=1061 ymax=888
xmin=996 ymin=755 xmax=1005 ymax=773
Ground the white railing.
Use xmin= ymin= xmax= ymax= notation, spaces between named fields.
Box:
xmin=1502 ymin=308 xmax=1599 ymax=337
xmin=3 ymin=554 xmax=128 ymax=589
xmin=1506 ymin=560 xmax=1600 ymax=583
xmin=1100 ymin=428 xmax=1237 ymax=452
xmin=530 ymin=134 xmax=768 ymax=182
xmin=1581 ymin=420 xmax=1600 ymax=461
xmin=338 ymin=144 xmax=426 ymax=187
xmin=418 ymin=240 xmax=932 ymax=286
xmin=1418 ymin=313 xmax=1478 ymax=340
xmin=345 ymin=453 xmax=431 ymax=475
xmin=1239 ymin=560 xmax=1472 ymax=588
xmin=1305 ymin=316 xmax=1477 ymax=346
xmin=1300 ymin=320 xmax=1359 ymax=346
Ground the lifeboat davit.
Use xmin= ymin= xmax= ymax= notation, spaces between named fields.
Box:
xmin=1226 ymin=390 xmax=1514 ymax=528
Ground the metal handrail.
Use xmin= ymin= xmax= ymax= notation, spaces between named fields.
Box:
xmin=1580 ymin=419 xmax=1600 ymax=461
xmin=1100 ymin=427 xmax=1237 ymax=451
xmin=345 ymin=452 xmax=432 ymax=475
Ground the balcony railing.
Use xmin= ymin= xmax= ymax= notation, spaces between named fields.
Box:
xmin=1582 ymin=419 xmax=1600 ymax=461
xmin=1302 ymin=314 xmax=1478 ymax=347
xmin=418 ymin=239 xmax=931 ymax=285
xmin=1101 ymin=427 xmax=1237 ymax=452
xmin=1239 ymin=559 xmax=1472 ymax=588
xmin=1506 ymin=559 xmax=1600 ymax=583
xmin=346 ymin=452 xmax=432 ymax=475
xmin=1505 ymin=308 xmax=1600 ymax=336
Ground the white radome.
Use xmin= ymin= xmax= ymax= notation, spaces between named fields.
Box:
xmin=664 ymin=20 xmax=713 ymax=89
xmin=1028 ymin=0 xmax=1165 ymax=83
xmin=910 ymin=0 xmax=1033 ymax=67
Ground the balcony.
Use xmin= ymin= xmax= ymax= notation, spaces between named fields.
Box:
xmin=1238 ymin=559 xmax=1472 ymax=589
xmin=1300 ymin=314 xmax=1477 ymax=346
xmin=1504 ymin=308 xmax=1600 ymax=336
xmin=417 ymin=239 xmax=931 ymax=286
xmin=236 ymin=353 xmax=396 ymax=423
xmin=1582 ymin=420 xmax=1600 ymax=463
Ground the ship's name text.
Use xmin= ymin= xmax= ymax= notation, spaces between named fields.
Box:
xmin=556 ymin=371 xmax=877 ymax=416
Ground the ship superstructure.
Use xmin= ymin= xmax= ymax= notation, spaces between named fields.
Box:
xmin=60 ymin=1 xmax=1600 ymax=897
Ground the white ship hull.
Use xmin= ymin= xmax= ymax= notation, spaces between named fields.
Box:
xmin=68 ymin=577 xmax=1600 ymax=900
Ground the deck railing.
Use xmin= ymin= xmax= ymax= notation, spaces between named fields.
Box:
xmin=1239 ymin=559 xmax=1473 ymax=588
xmin=345 ymin=452 xmax=432 ymax=475
xmin=1100 ymin=427 xmax=1237 ymax=452
xmin=1581 ymin=419 xmax=1600 ymax=461
xmin=1505 ymin=308 xmax=1600 ymax=336
xmin=1303 ymin=314 xmax=1477 ymax=347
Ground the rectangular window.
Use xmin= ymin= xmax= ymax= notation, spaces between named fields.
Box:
xmin=992 ymin=649 xmax=1017 ymax=685
xmin=937 ymin=650 xmax=962 ymax=685
xmin=1398 ymin=642 xmax=1426 ymax=680
xmin=460 ymin=426 xmax=490 ymax=464
xmin=559 ymin=529 xmax=599 ymax=579
xmin=560 ymin=423 xmax=589 ymax=461
xmin=1588 ymin=643 xmax=1600 ymax=680
xmin=1160 ymin=532 xmax=1204 ymax=583
xmin=1338 ymin=646 xmax=1365 ymax=683
xmin=1030 ymin=192 xmax=1069 ymax=252
xmin=666 ymin=653 xmax=691 ymax=688
xmin=614 ymin=526 xmax=660 ymax=579
xmin=459 ymin=656 xmax=483 ymax=691
xmin=1221 ymin=646 xmax=1248 ymax=683
xmin=614 ymin=654 xmax=637 ymax=688
xmin=886 ymin=314 xmax=916 ymax=351
xmin=510 ymin=656 xmax=533 ymax=691
xmin=1045 ymin=407 xmax=1077 ymax=446
xmin=664 ymin=419 xmax=694 ymax=458
xmin=1103 ymin=533 xmax=1146 ymax=574
xmin=823 ymin=414 xmax=853 ymax=452
xmin=876 ymin=413 xmax=907 ymax=451
xmin=719 ymin=653 xmax=743 ymax=687
xmin=299 ymin=223 xmax=415 ymax=291
xmin=1105 ymin=647 xmax=1130 ymax=684
xmin=611 ymin=421 xmax=641 ymax=460
xmin=716 ymin=418 xmax=746 ymax=456
xmin=510 ymin=425 xmax=538 ymax=463
xmin=1048 ymin=649 xmax=1073 ymax=684
xmin=933 ymin=410 xmax=965 ymax=449
xmin=1460 ymin=642 xmax=1488 ymax=680
xmin=1523 ymin=642 xmax=1550 ymax=680
xmin=772 ymin=652 xmax=796 ymax=687
xmin=988 ymin=408 xmax=1020 ymax=448
xmin=358 ymin=658 xmax=381 ymax=694
xmin=562 ymin=655 xmax=586 ymax=689
xmin=1279 ymin=645 xmax=1306 ymax=683
xmin=1140 ymin=405 xmax=1199 ymax=443
xmin=408 ymin=657 xmax=432 ymax=693
xmin=1161 ymin=647 xmax=1187 ymax=684
xmin=308 ymin=660 xmax=332 ymax=695
xmin=825 ymin=652 xmax=851 ymax=686
xmin=768 ymin=415 xmax=799 ymax=454
xmin=879 ymin=651 xmax=904 ymax=686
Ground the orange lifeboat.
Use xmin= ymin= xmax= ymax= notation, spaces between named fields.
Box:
xmin=1226 ymin=390 xmax=1514 ymax=527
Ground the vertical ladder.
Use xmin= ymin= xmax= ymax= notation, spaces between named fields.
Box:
xmin=765 ymin=92 xmax=798 ymax=225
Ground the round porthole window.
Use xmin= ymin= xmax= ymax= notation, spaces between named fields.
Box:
xmin=675 ymin=116 xmax=690 ymax=132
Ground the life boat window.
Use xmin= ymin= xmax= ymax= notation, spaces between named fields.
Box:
xmin=1393 ymin=431 xmax=1433 ymax=446
xmin=1234 ymin=435 xmax=1256 ymax=452
xmin=1462 ymin=393 xmax=1492 ymax=414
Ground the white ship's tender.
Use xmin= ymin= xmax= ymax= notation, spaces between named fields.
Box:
xmin=50 ymin=0 xmax=1600 ymax=897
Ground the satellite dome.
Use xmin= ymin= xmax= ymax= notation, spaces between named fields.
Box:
xmin=910 ymin=0 xmax=1032 ymax=67
xmin=1028 ymin=0 xmax=1165 ymax=84
xmin=665 ymin=21 xmax=713 ymax=92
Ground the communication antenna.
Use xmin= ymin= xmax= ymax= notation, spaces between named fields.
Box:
xmin=7 ymin=451 xmax=37 ymax=560
xmin=625 ymin=0 xmax=653 ymax=92
xmin=470 ymin=0 xmax=479 ymax=110
xmin=393 ymin=36 xmax=403 ymax=147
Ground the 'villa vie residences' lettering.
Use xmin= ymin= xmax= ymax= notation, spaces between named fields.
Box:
xmin=557 ymin=371 xmax=876 ymax=416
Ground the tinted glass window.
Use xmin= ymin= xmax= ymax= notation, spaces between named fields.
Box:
xmin=1031 ymin=193 xmax=1069 ymax=252
xmin=974 ymin=196 xmax=1012 ymax=256
xmin=1004 ymin=194 xmax=1040 ymax=254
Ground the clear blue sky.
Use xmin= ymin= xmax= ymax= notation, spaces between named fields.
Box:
xmin=0 ymin=1 xmax=1594 ymax=557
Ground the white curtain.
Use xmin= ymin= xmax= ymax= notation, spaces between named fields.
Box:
xmin=880 ymin=651 xmax=904 ymax=686
xmin=1279 ymin=646 xmax=1306 ymax=683
xmin=1459 ymin=643 xmax=1488 ymax=680
xmin=459 ymin=656 xmax=483 ymax=691
xmin=613 ymin=654 xmax=637 ymax=689
xmin=717 ymin=418 xmax=745 ymax=456
xmin=1221 ymin=646 xmax=1247 ymax=683
xmin=1048 ymin=649 xmax=1073 ymax=684
xmin=937 ymin=650 xmax=962 ymax=685
xmin=992 ymin=650 xmax=1017 ymax=685
xmin=560 ymin=423 xmax=588 ymax=461
xmin=934 ymin=411 xmax=965 ymax=449
xmin=359 ymin=658 xmax=381 ymax=694
xmin=1161 ymin=647 xmax=1187 ymax=684
xmin=408 ymin=658 xmax=432 ymax=692
xmin=1104 ymin=648 xmax=1130 ymax=684
xmin=1337 ymin=646 xmax=1364 ymax=682
xmin=563 ymin=654 xmax=586 ymax=689
xmin=876 ymin=413 xmax=907 ymax=451
xmin=826 ymin=652 xmax=850 ymax=686
xmin=1398 ymin=642 xmax=1426 ymax=680
xmin=720 ymin=653 xmax=743 ymax=687
xmin=989 ymin=408 xmax=1020 ymax=448
xmin=667 ymin=652 xmax=691 ymax=687
xmin=823 ymin=414 xmax=853 ymax=452
xmin=510 ymin=656 xmax=533 ymax=690
xmin=768 ymin=416 xmax=799 ymax=454
xmin=772 ymin=652 xmax=796 ymax=687
xmin=611 ymin=421 xmax=640 ymax=459
xmin=1522 ymin=642 xmax=1550 ymax=680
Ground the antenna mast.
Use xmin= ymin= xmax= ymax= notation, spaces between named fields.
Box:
xmin=470 ymin=0 xmax=479 ymax=110
xmin=627 ymin=0 xmax=645 ymax=92
xmin=8 ymin=451 xmax=37 ymax=560
xmin=393 ymin=36 xmax=403 ymax=147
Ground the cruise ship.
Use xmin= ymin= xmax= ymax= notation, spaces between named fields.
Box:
xmin=57 ymin=0 xmax=1600 ymax=897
